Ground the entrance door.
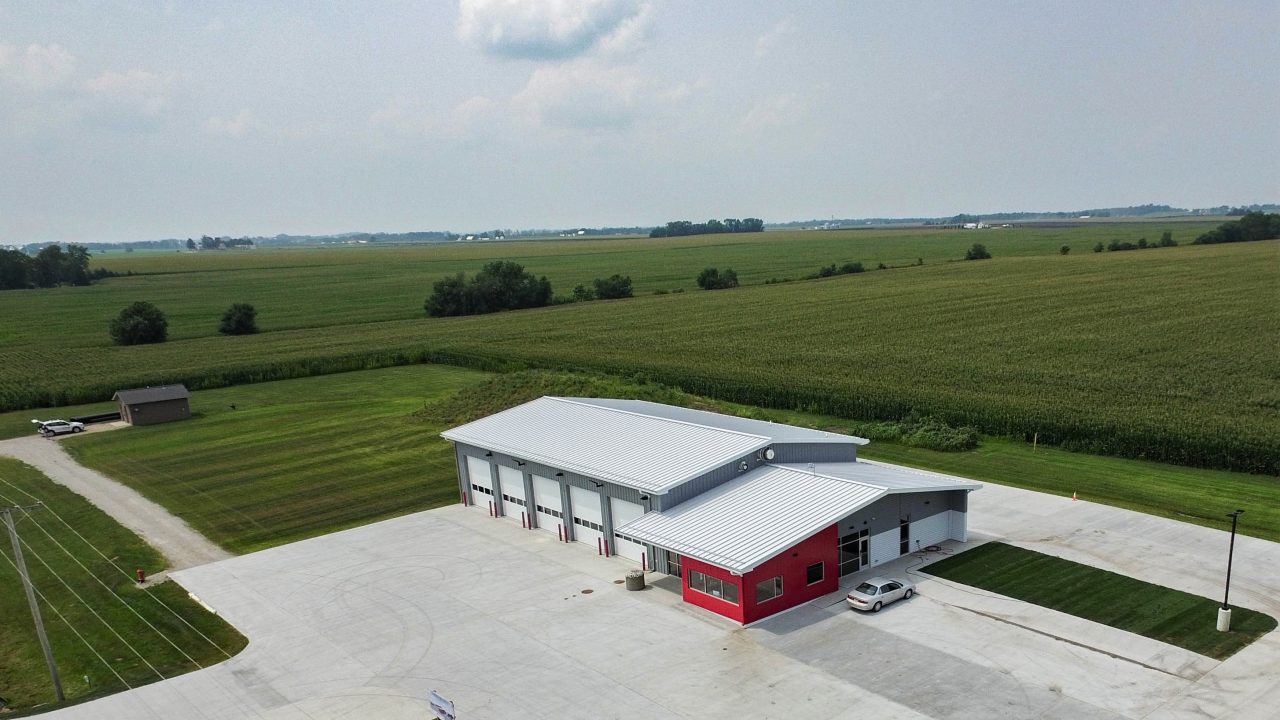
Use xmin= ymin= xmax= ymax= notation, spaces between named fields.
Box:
xmin=465 ymin=456 xmax=494 ymax=511
xmin=531 ymin=474 xmax=563 ymax=535
xmin=839 ymin=529 xmax=869 ymax=576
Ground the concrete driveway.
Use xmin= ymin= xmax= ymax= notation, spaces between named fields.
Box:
xmin=41 ymin=484 xmax=1280 ymax=720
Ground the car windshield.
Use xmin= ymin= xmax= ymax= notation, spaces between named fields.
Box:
xmin=854 ymin=583 xmax=878 ymax=595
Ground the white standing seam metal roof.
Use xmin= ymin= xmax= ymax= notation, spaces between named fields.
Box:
xmin=563 ymin=398 xmax=868 ymax=445
xmin=775 ymin=461 xmax=983 ymax=493
xmin=616 ymin=464 xmax=884 ymax=574
xmin=440 ymin=397 xmax=771 ymax=493
xmin=617 ymin=460 xmax=981 ymax=574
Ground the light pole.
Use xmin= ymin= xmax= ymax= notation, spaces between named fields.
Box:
xmin=1217 ymin=509 xmax=1244 ymax=632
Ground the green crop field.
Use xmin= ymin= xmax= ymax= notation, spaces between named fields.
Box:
xmin=0 ymin=458 xmax=246 ymax=712
xmin=923 ymin=542 xmax=1276 ymax=660
xmin=1 ymin=222 xmax=1274 ymax=473
xmin=49 ymin=368 xmax=1280 ymax=550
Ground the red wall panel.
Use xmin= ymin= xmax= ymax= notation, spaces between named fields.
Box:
xmin=680 ymin=524 xmax=840 ymax=625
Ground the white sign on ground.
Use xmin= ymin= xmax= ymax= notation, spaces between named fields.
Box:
xmin=428 ymin=690 xmax=456 ymax=720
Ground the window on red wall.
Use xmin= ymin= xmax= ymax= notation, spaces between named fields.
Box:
xmin=806 ymin=562 xmax=824 ymax=585
xmin=755 ymin=576 xmax=783 ymax=603
xmin=689 ymin=570 xmax=740 ymax=605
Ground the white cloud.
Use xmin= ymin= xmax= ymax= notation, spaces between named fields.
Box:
xmin=511 ymin=59 xmax=648 ymax=130
xmin=0 ymin=42 xmax=76 ymax=90
xmin=457 ymin=0 xmax=647 ymax=60
xmin=86 ymin=68 xmax=174 ymax=118
xmin=755 ymin=18 xmax=794 ymax=58
xmin=369 ymin=95 xmax=498 ymax=140
xmin=205 ymin=108 xmax=255 ymax=137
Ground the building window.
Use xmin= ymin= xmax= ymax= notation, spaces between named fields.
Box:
xmin=535 ymin=504 xmax=562 ymax=518
xmin=806 ymin=562 xmax=824 ymax=585
xmin=471 ymin=483 xmax=492 ymax=496
xmin=573 ymin=517 xmax=603 ymax=532
xmin=900 ymin=518 xmax=910 ymax=555
xmin=755 ymin=576 xmax=783 ymax=604
xmin=688 ymin=570 xmax=739 ymax=605
xmin=666 ymin=551 xmax=682 ymax=578
xmin=502 ymin=494 xmax=526 ymax=506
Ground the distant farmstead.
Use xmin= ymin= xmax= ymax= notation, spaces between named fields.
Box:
xmin=113 ymin=385 xmax=191 ymax=426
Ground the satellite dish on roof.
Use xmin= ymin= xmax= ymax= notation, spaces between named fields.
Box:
xmin=764 ymin=447 xmax=776 ymax=461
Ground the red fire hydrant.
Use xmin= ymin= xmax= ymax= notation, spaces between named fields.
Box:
xmin=136 ymin=568 xmax=146 ymax=584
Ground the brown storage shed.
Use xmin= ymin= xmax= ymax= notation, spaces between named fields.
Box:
xmin=113 ymin=385 xmax=192 ymax=426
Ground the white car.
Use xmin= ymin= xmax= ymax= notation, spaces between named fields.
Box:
xmin=33 ymin=419 xmax=84 ymax=437
xmin=846 ymin=576 xmax=914 ymax=612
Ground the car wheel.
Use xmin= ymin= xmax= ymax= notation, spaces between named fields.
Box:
xmin=904 ymin=589 xmax=914 ymax=599
xmin=872 ymin=601 xmax=882 ymax=612
xmin=73 ymin=427 xmax=83 ymax=433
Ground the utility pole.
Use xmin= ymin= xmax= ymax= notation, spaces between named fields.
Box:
xmin=1218 ymin=508 xmax=1245 ymax=633
xmin=3 ymin=504 xmax=65 ymax=702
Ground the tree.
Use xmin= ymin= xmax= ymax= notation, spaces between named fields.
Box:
xmin=1059 ymin=245 xmax=1070 ymax=255
xmin=109 ymin=301 xmax=168 ymax=345
xmin=424 ymin=261 xmax=553 ymax=317
xmin=696 ymin=267 xmax=739 ymax=290
xmin=571 ymin=284 xmax=594 ymax=302
xmin=219 ymin=303 xmax=258 ymax=335
xmin=187 ymin=238 xmax=197 ymax=250
xmin=1093 ymin=242 xmax=1104 ymax=253
xmin=0 ymin=249 xmax=34 ymax=289
xmin=1158 ymin=231 xmax=1175 ymax=247
xmin=963 ymin=243 xmax=991 ymax=260
xmin=62 ymin=244 xmax=92 ymax=285
xmin=592 ymin=274 xmax=633 ymax=300
xmin=33 ymin=245 xmax=64 ymax=287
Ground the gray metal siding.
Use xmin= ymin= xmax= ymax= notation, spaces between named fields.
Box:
xmin=660 ymin=452 xmax=768 ymax=509
xmin=770 ymin=442 xmax=858 ymax=463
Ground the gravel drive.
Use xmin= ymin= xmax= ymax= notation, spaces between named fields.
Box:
xmin=0 ymin=433 xmax=231 ymax=569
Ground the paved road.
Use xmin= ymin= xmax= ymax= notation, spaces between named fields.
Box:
xmin=0 ymin=433 xmax=231 ymax=569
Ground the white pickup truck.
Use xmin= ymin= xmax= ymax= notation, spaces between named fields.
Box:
xmin=32 ymin=419 xmax=85 ymax=437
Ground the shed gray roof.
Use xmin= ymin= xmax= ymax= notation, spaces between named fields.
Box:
xmin=113 ymin=385 xmax=190 ymax=404
xmin=440 ymin=397 xmax=771 ymax=494
xmin=618 ymin=460 xmax=981 ymax=573
xmin=565 ymin=398 xmax=867 ymax=445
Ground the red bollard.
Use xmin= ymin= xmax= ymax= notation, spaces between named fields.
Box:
xmin=642 ymin=553 xmax=647 ymax=571
xmin=136 ymin=568 xmax=146 ymax=584
xmin=597 ymin=537 xmax=602 ymax=555
xmin=558 ymin=525 xmax=564 ymax=542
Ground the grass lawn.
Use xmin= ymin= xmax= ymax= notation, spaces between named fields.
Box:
xmin=0 ymin=458 xmax=246 ymax=713
xmin=64 ymin=364 xmax=493 ymax=553
xmin=923 ymin=542 xmax=1276 ymax=660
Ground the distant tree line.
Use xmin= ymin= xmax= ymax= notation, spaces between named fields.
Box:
xmin=1093 ymin=231 xmax=1178 ymax=253
xmin=650 ymin=218 xmax=764 ymax=238
xmin=0 ymin=244 xmax=95 ymax=290
xmin=1191 ymin=212 xmax=1280 ymax=245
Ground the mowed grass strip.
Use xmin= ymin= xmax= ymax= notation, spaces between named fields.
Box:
xmin=0 ymin=459 xmax=246 ymax=712
xmin=64 ymin=364 xmax=492 ymax=553
xmin=923 ymin=542 xmax=1276 ymax=660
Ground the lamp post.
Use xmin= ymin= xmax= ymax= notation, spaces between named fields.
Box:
xmin=1217 ymin=509 xmax=1245 ymax=632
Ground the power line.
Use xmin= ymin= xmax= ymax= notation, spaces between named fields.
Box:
xmin=0 ymin=475 xmax=234 ymax=659
xmin=0 ymin=543 xmax=132 ymax=690
xmin=2 ymin=504 xmax=64 ymax=702
xmin=12 ymin=530 xmax=167 ymax=681
xmin=15 ymin=508 xmax=204 ymax=669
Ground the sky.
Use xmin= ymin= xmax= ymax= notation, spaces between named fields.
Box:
xmin=1 ymin=0 xmax=1277 ymax=243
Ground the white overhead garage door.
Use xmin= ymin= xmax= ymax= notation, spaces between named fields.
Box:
xmin=610 ymin=497 xmax=647 ymax=566
xmin=532 ymin=475 xmax=564 ymax=536
xmin=569 ymin=485 xmax=604 ymax=549
xmin=465 ymin=456 xmax=494 ymax=512
xmin=498 ymin=466 xmax=527 ymax=524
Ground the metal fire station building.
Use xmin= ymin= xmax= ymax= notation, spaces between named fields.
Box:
xmin=442 ymin=397 xmax=980 ymax=624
